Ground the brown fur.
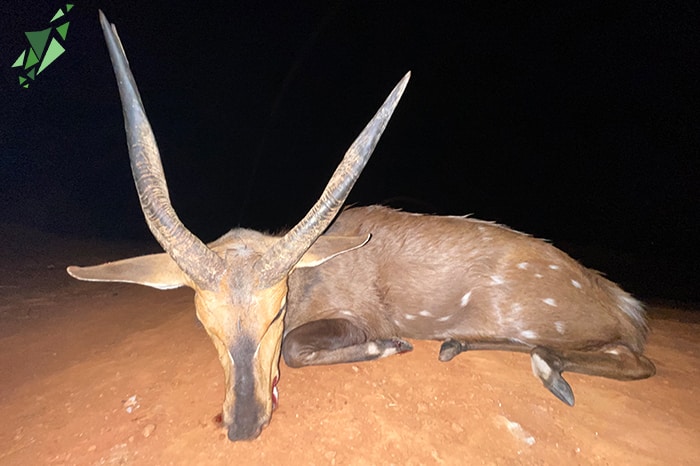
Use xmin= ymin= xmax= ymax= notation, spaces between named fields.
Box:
xmin=288 ymin=205 xmax=649 ymax=354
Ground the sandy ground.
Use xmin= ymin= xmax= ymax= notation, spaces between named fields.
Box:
xmin=1 ymin=226 xmax=698 ymax=465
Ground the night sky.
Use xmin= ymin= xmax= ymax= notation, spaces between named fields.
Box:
xmin=1 ymin=1 xmax=697 ymax=301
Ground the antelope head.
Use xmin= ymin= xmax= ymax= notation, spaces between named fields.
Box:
xmin=67 ymin=11 xmax=409 ymax=441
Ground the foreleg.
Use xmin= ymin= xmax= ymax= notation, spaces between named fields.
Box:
xmin=282 ymin=318 xmax=412 ymax=367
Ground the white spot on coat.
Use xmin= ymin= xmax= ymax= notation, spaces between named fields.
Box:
xmin=511 ymin=303 xmax=523 ymax=314
xmin=548 ymin=264 xmax=560 ymax=270
xmin=460 ymin=291 xmax=472 ymax=307
xmin=517 ymin=262 xmax=529 ymax=270
xmin=340 ymin=310 xmax=354 ymax=317
xmin=491 ymin=275 xmax=505 ymax=285
xmin=542 ymin=298 xmax=557 ymax=307
xmin=436 ymin=315 xmax=452 ymax=322
xmin=554 ymin=321 xmax=566 ymax=334
xmin=419 ymin=310 xmax=433 ymax=317
xmin=534 ymin=273 xmax=543 ymax=279
xmin=520 ymin=330 xmax=538 ymax=340
xmin=571 ymin=279 xmax=582 ymax=289
xmin=404 ymin=314 xmax=417 ymax=320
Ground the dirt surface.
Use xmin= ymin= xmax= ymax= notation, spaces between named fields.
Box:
xmin=1 ymin=226 xmax=698 ymax=465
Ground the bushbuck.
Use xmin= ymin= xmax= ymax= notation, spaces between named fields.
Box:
xmin=68 ymin=11 xmax=655 ymax=442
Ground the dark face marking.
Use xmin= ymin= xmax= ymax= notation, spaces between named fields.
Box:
xmin=227 ymin=334 xmax=265 ymax=441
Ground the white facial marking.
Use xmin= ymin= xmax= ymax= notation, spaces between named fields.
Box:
xmin=517 ymin=262 xmax=529 ymax=270
xmin=531 ymin=353 xmax=552 ymax=379
xmin=548 ymin=264 xmax=560 ymax=270
xmin=419 ymin=310 xmax=433 ymax=317
xmin=520 ymin=330 xmax=538 ymax=340
xmin=490 ymin=275 xmax=505 ymax=285
xmin=534 ymin=273 xmax=544 ymax=279
xmin=571 ymin=279 xmax=582 ymax=289
xmin=404 ymin=313 xmax=417 ymax=320
xmin=460 ymin=291 xmax=472 ymax=307
xmin=542 ymin=298 xmax=557 ymax=307
xmin=554 ymin=321 xmax=566 ymax=334
xmin=436 ymin=315 xmax=452 ymax=322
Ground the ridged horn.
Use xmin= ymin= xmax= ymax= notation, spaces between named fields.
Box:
xmin=99 ymin=11 xmax=225 ymax=289
xmin=255 ymin=71 xmax=411 ymax=287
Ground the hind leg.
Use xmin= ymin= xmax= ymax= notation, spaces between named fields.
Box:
xmin=437 ymin=338 xmax=578 ymax=404
xmin=530 ymin=344 xmax=656 ymax=406
xmin=438 ymin=337 xmax=655 ymax=406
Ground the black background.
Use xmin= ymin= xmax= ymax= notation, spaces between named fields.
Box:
xmin=1 ymin=1 xmax=697 ymax=301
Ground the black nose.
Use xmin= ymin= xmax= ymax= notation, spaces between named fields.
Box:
xmin=227 ymin=421 xmax=263 ymax=441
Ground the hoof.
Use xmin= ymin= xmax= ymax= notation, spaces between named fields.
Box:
xmin=376 ymin=338 xmax=413 ymax=357
xmin=547 ymin=373 xmax=575 ymax=406
xmin=393 ymin=338 xmax=413 ymax=354
xmin=439 ymin=339 xmax=462 ymax=362
xmin=530 ymin=348 xmax=575 ymax=406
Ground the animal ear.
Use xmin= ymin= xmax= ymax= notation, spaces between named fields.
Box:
xmin=67 ymin=252 xmax=190 ymax=290
xmin=294 ymin=234 xmax=371 ymax=269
